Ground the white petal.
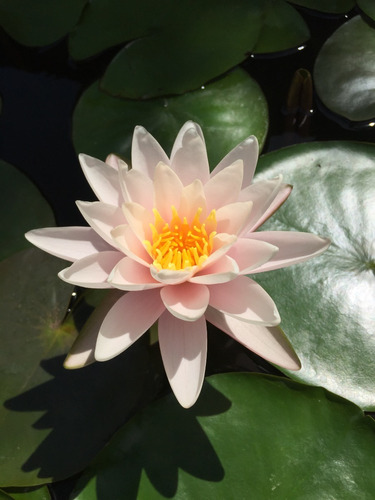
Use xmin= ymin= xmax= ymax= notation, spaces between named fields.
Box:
xmin=119 ymin=165 xmax=154 ymax=210
xmin=227 ymin=238 xmax=278 ymax=274
xmin=170 ymin=121 xmax=210 ymax=185
xmin=105 ymin=153 xmax=128 ymax=171
xmin=204 ymin=160 xmax=243 ymax=211
xmin=250 ymin=185 xmax=292 ymax=232
xmin=211 ymin=135 xmax=258 ymax=189
xmin=178 ymin=179 xmax=207 ymax=223
xmin=160 ymin=282 xmax=209 ymax=321
xmin=205 ymin=307 xmax=301 ymax=370
xmin=153 ymin=162 xmax=184 ymax=220
xmin=64 ymin=290 xmax=123 ymax=368
xmin=131 ymin=125 xmax=170 ymax=178
xmin=95 ymin=289 xmax=165 ymax=361
xmin=150 ymin=266 xmax=196 ymax=285
xmin=190 ymin=255 xmax=239 ymax=284
xmin=79 ymin=154 xmax=122 ymax=206
xmin=76 ymin=201 xmax=125 ymax=247
xmin=247 ymin=232 xmax=331 ymax=273
xmin=158 ymin=311 xmax=207 ymax=408
xmin=111 ymin=224 xmax=151 ymax=266
xmin=215 ymin=201 xmax=253 ymax=235
xmin=122 ymin=202 xmax=153 ymax=242
xmin=208 ymin=275 xmax=280 ymax=325
xmin=109 ymin=257 xmax=162 ymax=290
xmin=59 ymin=251 xmax=123 ymax=288
xmin=25 ymin=227 xmax=113 ymax=262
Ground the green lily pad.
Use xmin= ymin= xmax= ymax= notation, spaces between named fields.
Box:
xmin=0 ymin=487 xmax=51 ymax=500
xmin=70 ymin=373 xmax=375 ymax=499
xmin=73 ymin=68 xmax=268 ymax=167
xmin=0 ymin=160 xmax=55 ymax=262
xmin=357 ymin=0 xmax=375 ymax=20
xmin=314 ymin=15 xmax=375 ymax=122
xmin=0 ymin=248 xmax=162 ymax=486
xmin=288 ymin=0 xmax=355 ymax=13
xmin=255 ymin=142 xmax=375 ymax=410
xmin=0 ymin=0 xmax=87 ymax=47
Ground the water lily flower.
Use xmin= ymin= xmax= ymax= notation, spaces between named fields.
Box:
xmin=26 ymin=122 xmax=329 ymax=408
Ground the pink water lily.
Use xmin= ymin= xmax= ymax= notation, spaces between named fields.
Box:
xmin=26 ymin=122 xmax=329 ymax=408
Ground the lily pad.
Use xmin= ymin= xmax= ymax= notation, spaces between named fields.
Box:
xmin=357 ymin=0 xmax=375 ymax=20
xmin=0 ymin=487 xmax=51 ymax=500
xmin=72 ymin=68 xmax=268 ymax=167
xmin=314 ymin=15 xmax=375 ymax=121
xmin=0 ymin=0 xmax=87 ymax=47
xmin=0 ymin=248 xmax=163 ymax=486
xmin=0 ymin=160 xmax=55 ymax=261
xmin=255 ymin=142 xmax=375 ymax=410
xmin=288 ymin=0 xmax=355 ymax=13
xmin=70 ymin=373 xmax=375 ymax=499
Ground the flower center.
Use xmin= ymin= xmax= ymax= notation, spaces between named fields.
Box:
xmin=144 ymin=206 xmax=217 ymax=271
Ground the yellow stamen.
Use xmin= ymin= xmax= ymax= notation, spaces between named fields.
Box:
xmin=144 ymin=206 xmax=217 ymax=271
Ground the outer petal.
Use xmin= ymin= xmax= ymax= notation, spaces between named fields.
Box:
xmin=76 ymin=201 xmax=125 ymax=248
xmin=247 ymin=232 xmax=331 ymax=273
xmin=204 ymin=159 xmax=244 ymax=211
xmin=95 ymin=289 xmax=165 ymax=361
xmin=208 ymin=275 xmax=280 ymax=325
xmin=109 ymin=257 xmax=163 ymax=290
xmin=131 ymin=125 xmax=170 ymax=178
xmin=215 ymin=201 xmax=253 ymax=235
xmin=153 ymin=162 xmax=184 ymax=220
xmin=119 ymin=165 xmax=154 ymax=210
xmin=251 ymin=185 xmax=292 ymax=231
xmin=79 ymin=154 xmax=122 ymax=206
xmin=227 ymin=238 xmax=278 ymax=274
xmin=111 ymin=224 xmax=151 ymax=266
xmin=160 ymin=282 xmax=209 ymax=321
xmin=205 ymin=307 xmax=301 ymax=370
xmin=64 ymin=290 xmax=123 ymax=369
xmin=210 ymin=135 xmax=258 ymax=189
xmin=190 ymin=255 xmax=239 ymax=284
xmin=170 ymin=121 xmax=210 ymax=185
xmin=158 ymin=310 xmax=207 ymax=408
xmin=59 ymin=251 xmax=123 ymax=288
xmin=25 ymin=227 xmax=113 ymax=262
xmin=105 ymin=153 xmax=128 ymax=171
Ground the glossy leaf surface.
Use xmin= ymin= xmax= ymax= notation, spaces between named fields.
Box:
xmin=256 ymin=142 xmax=375 ymax=409
xmin=314 ymin=16 xmax=375 ymax=121
xmin=71 ymin=373 xmax=375 ymax=499
xmin=73 ymin=69 xmax=268 ymax=167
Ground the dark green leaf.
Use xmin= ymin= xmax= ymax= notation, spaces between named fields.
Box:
xmin=256 ymin=142 xmax=375 ymax=410
xmin=71 ymin=373 xmax=375 ymax=499
xmin=1 ymin=487 xmax=51 ymax=500
xmin=289 ymin=0 xmax=355 ymax=13
xmin=314 ymin=15 xmax=375 ymax=121
xmin=357 ymin=0 xmax=375 ymax=20
xmin=73 ymin=68 xmax=268 ymax=167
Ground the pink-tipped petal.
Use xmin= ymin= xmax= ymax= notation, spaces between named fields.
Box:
xmin=64 ymin=290 xmax=123 ymax=369
xmin=150 ymin=266 xmax=196 ymax=285
xmin=105 ymin=153 xmax=128 ymax=171
xmin=211 ymin=135 xmax=258 ymax=189
xmin=215 ymin=201 xmax=253 ymax=235
xmin=158 ymin=311 xmax=207 ymax=408
xmin=227 ymin=238 xmax=278 ymax=274
xmin=209 ymin=275 xmax=280 ymax=325
xmin=122 ymin=202 xmax=153 ymax=242
xmin=119 ymin=165 xmax=154 ymax=210
xmin=109 ymin=257 xmax=162 ymax=290
xmin=79 ymin=154 xmax=122 ymax=206
xmin=153 ymin=162 xmax=184 ymax=220
xmin=25 ymin=227 xmax=113 ymax=262
xmin=58 ymin=251 xmax=123 ymax=288
xmin=160 ymin=282 xmax=209 ymax=321
xmin=170 ymin=122 xmax=210 ymax=185
xmin=131 ymin=125 xmax=170 ymax=178
xmin=95 ymin=289 xmax=165 ymax=361
xmin=248 ymin=232 xmax=331 ymax=273
xmin=190 ymin=255 xmax=239 ymax=284
xmin=111 ymin=224 xmax=151 ymax=266
xmin=205 ymin=307 xmax=301 ymax=370
xmin=178 ymin=179 xmax=207 ymax=223
xmin=76 ymin=201 xmax=124 ymax=247
xmin=204 ymin=160 xmax=244 ymax=211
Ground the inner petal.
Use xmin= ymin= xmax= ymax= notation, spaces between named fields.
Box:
xmin=144 ymin=205 xmax=217 ymax=271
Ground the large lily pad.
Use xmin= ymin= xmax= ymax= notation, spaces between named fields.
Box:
xmin=357 ymin=0 xmax=375 ymax=20
xmin=255 ymin=142 xmax=375 ymax=410
xmin=70 ymin=373 xmax=375 ymax=499
xmin=314 ymin=15 xmax=375 ymax=122
xmin=288 ymin=0 xmax=355 ymax=13
xmin=0 ymin=487 xmax=51 ymax=500
xmin=0 ymin=248 xmax=163 ymax=486
xmin=0 ymin=0 xmax=87 ymax=47
xmin=72 ymin=68 xmax=268 ymax=167
xmin=0 ymin=160 xmax=54 ymax=261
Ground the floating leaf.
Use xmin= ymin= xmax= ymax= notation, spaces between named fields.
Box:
xmin=0 ymin=160 xmax=54 ymax=261
xmin=71 ymin=373 xmax=375 ymax=499
xmin=357 ymin=0 xmax=375 ymax=20
xmin=255 ymin=142 xmax=375 ymax=410
xmin=288 ymin=0 xmax=355 ymax=13
xmin=314 ymin=15 xmax=375 ymax=121
xmin=0 ymin=487 xmax=51 ymax=500
xmin=73 ymin=68 xmax=268 ymax=167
